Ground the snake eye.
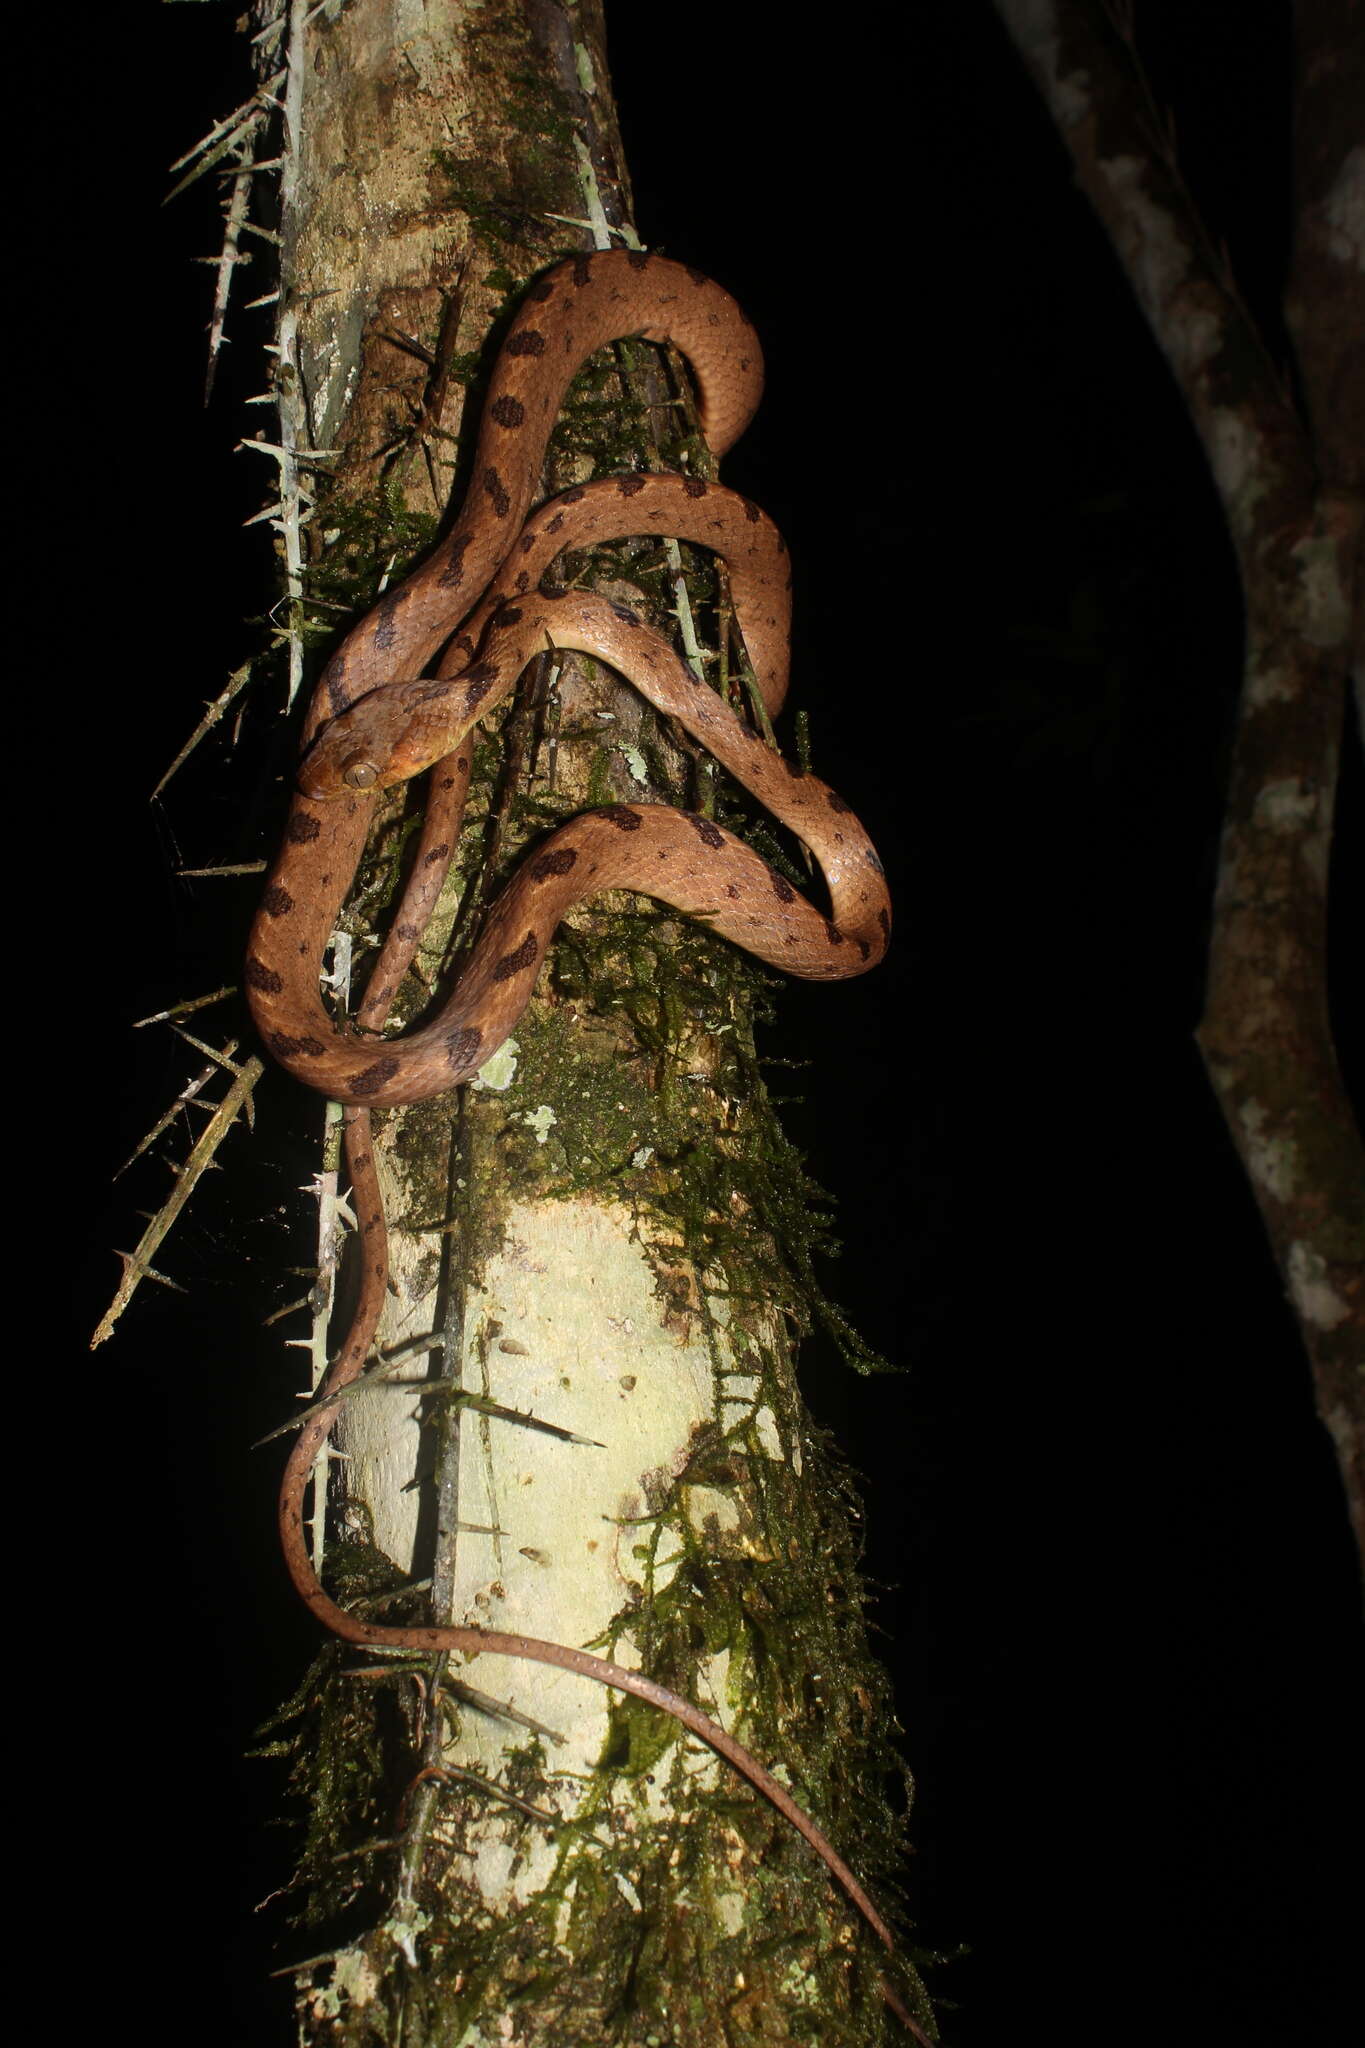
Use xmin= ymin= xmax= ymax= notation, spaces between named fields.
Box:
xmin=342 ymin=754 xmax=380 ymax=790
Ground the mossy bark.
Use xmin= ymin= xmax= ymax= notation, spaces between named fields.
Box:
xmin=249 ymin=3 xmax=925 ymax=2040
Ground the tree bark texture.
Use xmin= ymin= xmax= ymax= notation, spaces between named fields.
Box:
xmin=241 ymin=2 xmax=925 ymax=2040
xmin=992 ymin=0 xmax=1365 ymax=1571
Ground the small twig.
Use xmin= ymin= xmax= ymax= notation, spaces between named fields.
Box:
xmin=114 ymin=1041 xmax=240 ymax=1178
xmin=133 ymin=986 xmax=235 ymax=1030
xmin=252 ymin=1345 xmax=419 ymax=1449
xmin=264 ymin=1291 xmax=315 ymax=1329
xmin=169 ymin=1028 xmax=251 ymax=1077
xmin=439 ymin=1388 xmax=606 ymax=1448
xmin=253 ymin=1351 xmax=604 ymax=1452
xmin=400 ymin=1764 xmax=567 ymax=1834
xmin=268 ymin=1944 xmax=361 ymax=1980
xmin=175 ymin=862 xmax=267 ymax=879
xmin=153 ymin=661 xmax=255 ymax=797
xmin=435 ymin=1678 xmax=565 ymax=1745
xmin=91 ymin=1056 xmax=264 ymax=1348
xmin=166 ymin=71 xmax=286 ymax=177
xmin=164 ymin=89 xmax=281 ymax=203
xmin=205 ymin=126 xmax=261 ymax=403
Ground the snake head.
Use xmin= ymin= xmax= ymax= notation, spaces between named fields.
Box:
xmin=299 ymin=676 xmax=478 ymax=801
xmin=298 ymin=684 xmax=433 ymax=800
xmin=298 ymin=724 xmax=388 ymax=800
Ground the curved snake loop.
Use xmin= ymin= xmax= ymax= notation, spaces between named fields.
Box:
xmin=249 ymin=251 xmax=916 ymax=2027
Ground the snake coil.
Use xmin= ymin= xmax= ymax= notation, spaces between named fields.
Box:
xmin=249 ymin=250 xmax=915 ymax=2029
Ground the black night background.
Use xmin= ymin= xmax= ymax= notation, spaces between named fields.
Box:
xmin=68 ymin=6 xmax=1361 ymax=2042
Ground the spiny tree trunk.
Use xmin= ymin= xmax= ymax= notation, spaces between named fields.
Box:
xmin=992 ymin=0 xmax=1364 ymax=1570
xmin=233 ymin=3 xmax=924 ymax=2040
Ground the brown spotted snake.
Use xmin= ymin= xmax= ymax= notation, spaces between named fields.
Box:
xmin=247 ymin=250 xmax=914 ymax=2025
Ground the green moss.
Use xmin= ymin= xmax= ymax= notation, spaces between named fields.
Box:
xmin=476 ymin=895 xmax=888 ymax=1379
xmin=424 ymin=6 xmax=579 ymax=259
xmin=299 ymin=487 xmax=440 ymax=650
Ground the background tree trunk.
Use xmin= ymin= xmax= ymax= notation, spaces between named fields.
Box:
xmin=993 ymin=0 xmax=1365 ymax=1589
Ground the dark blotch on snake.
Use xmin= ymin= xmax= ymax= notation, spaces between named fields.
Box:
xmin=437 ymin=532 xmax=471 ymax=589
xmin=286 ymin=811 xmax=322 ymax=845
xmin=268 ymin=1029 xmax=327 ymax=1059
xmin=246 ymin=957 xmax=283 ymax=996
xmin=530 ymin=848 xmax=578 ymax=881
xmin=448 ymin=1026 xmax=483 ymax=1067
xmin=263 ymin=883 xmax=294 ymax=918
xmin=684 ymin=813 xmax=725 ymax=850
xmin=492 ymin=931 xmax=539 ymax=983
xmin=320 ymin=653 xmax=348 ymax=715
xmin=372 ymin=594 xmax=403 ymax=650
xmin=491 ymin=395 xmax=525 ymax=430
xmin=351 ymin=1056 xmax=402 ymax=1097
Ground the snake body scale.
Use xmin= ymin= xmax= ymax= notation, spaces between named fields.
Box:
xmin=250 ymin=250 xmax=911 ymax=2012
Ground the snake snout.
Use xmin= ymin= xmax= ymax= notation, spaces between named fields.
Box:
xmin=297 ymin=735 xmax=382 ymax=800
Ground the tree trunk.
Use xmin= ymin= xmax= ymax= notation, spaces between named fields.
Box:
xmin=991 ymin=0 xmax=1365 ymax=1570
xmin=238 ymin=3 xmax=924 ymax=2039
